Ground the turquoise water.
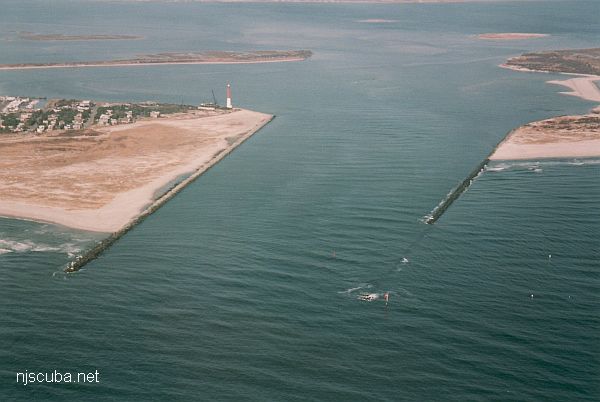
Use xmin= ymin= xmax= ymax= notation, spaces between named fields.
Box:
xmin=1 ymin=1 xmax=599 ymax=400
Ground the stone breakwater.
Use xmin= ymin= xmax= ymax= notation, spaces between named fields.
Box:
xmin=65 ymin=115 xmax=274 ymax=272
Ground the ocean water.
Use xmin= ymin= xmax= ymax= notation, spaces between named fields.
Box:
xmin=1 ymin=0 xmax=599 ymax=400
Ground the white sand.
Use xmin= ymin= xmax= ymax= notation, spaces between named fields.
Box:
xmin=547 ymin=76 xmax=600 ymax=103
xmin=490 ymin=139 xmax=600 ymax=160
xmin=0 ymin=109 xmax=272 ymax=232
xmin=491 ymin=67 xmax=600 ymax=160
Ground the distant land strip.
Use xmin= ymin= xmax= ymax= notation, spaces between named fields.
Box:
xmin=102 ymin=0 xmax=477 ymax=3
xmin=503 ymin=48 xmax=600 ymax=76
xmin=476 ymin=33 xmax=548 ymax=40
xmin=19 ymin=32 xmax=145 ymax=41
xmin=0 ymin=50 xmax=313 ymax=71
xmin=99 ymin=0 xmax=474 ymax=4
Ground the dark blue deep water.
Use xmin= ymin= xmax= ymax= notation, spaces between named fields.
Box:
xmin=1 ymin=1 xmax=599 ymax=400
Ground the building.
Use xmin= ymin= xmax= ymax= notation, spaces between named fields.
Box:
xmin=98 ymin=114 xmax=110 ymax=125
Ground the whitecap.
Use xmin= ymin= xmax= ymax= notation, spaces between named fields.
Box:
xmin=0 ymin=238 xmax=80 ymax=255
xmin=0 ymin=239 xmax=34 ymax=252
xmin=486 ymin=167 xmax=506 ymax=172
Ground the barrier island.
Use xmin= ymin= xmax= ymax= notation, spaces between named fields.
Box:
xmin=20 ymin=32 xmax=144 ymax=41
xmin=503 ymin=48 xmax=600 ymax=76
xmin=426 ymin=48 xmax=600 ymax=223
xmin=0 ymin=98 xmax=273 ymax=232
xmin=493 ymin=48 xmax=600 ymax=160
xmin=0 ymin=50 xmax=312 ymax=71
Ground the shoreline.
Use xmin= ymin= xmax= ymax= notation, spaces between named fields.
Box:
xmin=547 ymin=76 xmax=600 ymax=103
xmin=489 ymin=106 xmax=600 ymax=161
xmin=500 ymin=63 xmax=600 ymax=77
xmin=106 ymin=0 xmax=482 ymax=3
xmin=0 ymin=109 xmax=273 ymax=232
xmin=500 ymin=63 xmax=600 ymax=103
xmin=19 ymin=33 xmax=145 ymax=41
xmin=489 ymin=136 xmax=600 ymax=161
xmin=0 ymin=57 xmax=309 ymax=71
xmin=477 ymin=33 xmax=548 ymax=40
xmin=492 ymin=63 xmax=600 ymax=160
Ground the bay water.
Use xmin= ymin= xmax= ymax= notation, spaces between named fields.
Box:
xmin=1 ymin=1 xmax=599 ymax=400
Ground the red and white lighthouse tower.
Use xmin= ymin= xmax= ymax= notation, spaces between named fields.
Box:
xmin=226 ymin=83 xmax=232 ymax=109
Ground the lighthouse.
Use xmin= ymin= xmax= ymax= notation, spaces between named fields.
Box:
xmin=226 ymin=83 xmax=232 ymax=109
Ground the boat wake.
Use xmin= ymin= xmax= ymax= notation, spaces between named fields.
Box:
xmin=338 ymin=284 xmax=391 ymax=303
xmin=338 ymin=283 xmax=373 ymax=294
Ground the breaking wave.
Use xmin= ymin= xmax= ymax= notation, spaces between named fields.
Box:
xmin=0 ymin=239 xmax=82 ymax=256
xmin=487 ymin=158 xmax=600 ymax=172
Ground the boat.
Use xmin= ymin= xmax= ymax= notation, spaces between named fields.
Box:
xmin=358 ymin=293 xmax=379 ymax=301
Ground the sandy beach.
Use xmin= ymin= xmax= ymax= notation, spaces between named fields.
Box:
xmin=547 ymin=76 xmax=600 ymax=102
xmin=0 ymin=109 xmax=272 ymax=232
xmin=494 ymin=57 xmax=600 ymax=160
xmin=501 ymin=62 xmax=600 ymax=102
xmin=490 ymin=113 xmax=600 ymax=160
xmin=493 ymin=58 xmax=600 ymax=161
xmin=0 ymin=58 xmax=310 ymax=71
xmin=489 ymin=139 xmax=600 ymax=160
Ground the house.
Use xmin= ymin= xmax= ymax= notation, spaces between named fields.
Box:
xmin=98 ymin=114 xmax=110 ymax=125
